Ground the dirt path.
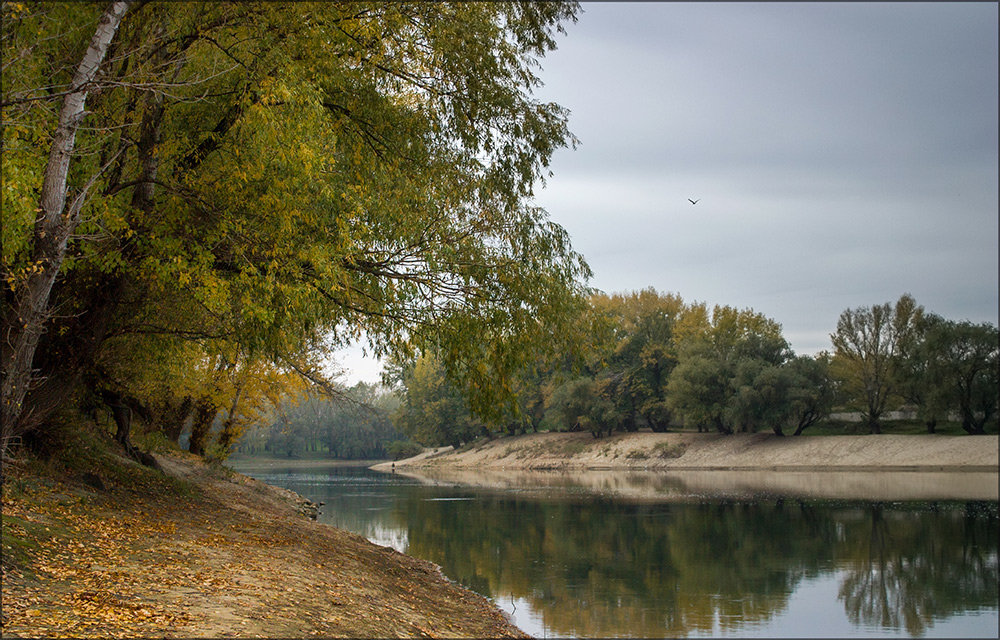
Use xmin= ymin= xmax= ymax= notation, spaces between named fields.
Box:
xmin=2 ymin=451 xmax=526 ymax=638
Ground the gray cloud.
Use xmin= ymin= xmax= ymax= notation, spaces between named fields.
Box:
xmin=533 ymin=2 xmax=998 ymax=355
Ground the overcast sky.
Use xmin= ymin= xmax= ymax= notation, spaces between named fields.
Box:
xmin=339 ymin=1 xmax=998 ymax=384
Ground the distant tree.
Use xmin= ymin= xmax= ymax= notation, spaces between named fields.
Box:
xmin=666 ymin=351 xmax=732 ymax=433
xmin=786 ymin=353 xmax=837 ymax=436
xmin=830 ymin=294 xmax=923 ymax=434
xmin=729 ymin=360 xmax=796 ymax=436
xmin=596 ymin=289 xmax=686 ymax=432
xmin=392 ymin=351 xmax=485 ymax=449
xmin=897 ymin=315 xmax=956 ymax=433
xmin=503 ymin=365 xmax=549 ymax=436
xmin=235 ymin=383 xmax=404 ymax=459
xmin=387 ymin=440 xmax=424 ymax=461
xmin=938 ymin=321 xmax=999 ymax=434
xmin=666 ymin=305 xmax=791 ymax=435
xmin=542 ymin=376 xmax=616 ymax=438
xmin=707 ymin=305 xmax=790 ymax=365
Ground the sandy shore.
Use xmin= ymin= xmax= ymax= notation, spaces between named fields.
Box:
xmin=375 ymin=431 xmax=999 ymax=472
xmin=372 ymin=432 xmax=998 ymax=501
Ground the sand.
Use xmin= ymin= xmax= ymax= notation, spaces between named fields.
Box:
xmin=372 ymin=431 xmax=998 ymax=501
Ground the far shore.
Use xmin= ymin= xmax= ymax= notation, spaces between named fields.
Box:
xmin=373 ymin=431 xmax=999 ymax=472
xmin=370 ymin=432 xmax=998 ymax=501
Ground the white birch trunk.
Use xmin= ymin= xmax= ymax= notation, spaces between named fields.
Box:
xmin=1 ymin=1 xmax=132 ymax=457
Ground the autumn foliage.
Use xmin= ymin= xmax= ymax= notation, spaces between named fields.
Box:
xmin=1 ymin=2 xmax=588 ymax=461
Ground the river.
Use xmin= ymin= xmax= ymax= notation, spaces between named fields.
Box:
xmin=229 ymin=459 xmax=999 ymax=638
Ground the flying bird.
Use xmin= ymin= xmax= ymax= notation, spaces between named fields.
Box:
xmin=688 ymin=198 xmax=700 ymax=205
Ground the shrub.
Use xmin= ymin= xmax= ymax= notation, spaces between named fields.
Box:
xmin=654 ymin=442 xmax=688 ymax=459
xmin=387 ymin=440 xmax=423 ymax=461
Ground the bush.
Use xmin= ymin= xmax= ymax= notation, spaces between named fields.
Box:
xmin=387 ymin=440 xmax=423 ymax=461
xmin=132 ymin=429 xmax=179 ymax=453
xmin=654 ymin=442 xmax=688 ymax=459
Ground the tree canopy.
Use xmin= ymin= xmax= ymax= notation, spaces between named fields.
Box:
xmin=831 ymin=294 xmax=923 ymax=433
xmin=1 ymin=1 xmax=589 ymax=459
xmin=388 ymin=288 xmax=995 ymax=447
xmin=4 ymin=4 xmax=993 ymax=463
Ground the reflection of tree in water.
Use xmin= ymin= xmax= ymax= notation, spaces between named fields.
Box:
xmin=838 ymin=501 xmax=998 ymax=636
xmin=394 ymin=494 xmax=997 ymax=638
xmin=399 ymin=496 xmax=833 ymax=637
xmin=662 ymin=500 xmax=831 ymax=636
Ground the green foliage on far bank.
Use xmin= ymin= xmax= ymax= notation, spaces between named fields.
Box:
xmin=390 ymin=289 xmax=998 ymax=448
xmin=232 ymin=383 xmax=411 ymax=460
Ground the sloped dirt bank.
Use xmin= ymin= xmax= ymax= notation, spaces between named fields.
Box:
xmin=2 ymin=450 xmax=526 ymax=638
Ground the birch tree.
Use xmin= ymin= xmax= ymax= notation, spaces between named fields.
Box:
xmin=2 ymin=2 xmax=588 ymax=458
xmin=2 ymin=1 xmax=132 ymax=455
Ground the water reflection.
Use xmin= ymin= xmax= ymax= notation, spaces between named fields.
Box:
xmin=405 ymin=498 xmax=779 ymax=636
xmin=232 ymin=462 xmax=998 ymax=638
xmin=837 ymin=502 xmax=998 ymax=636
xmin=392 ymin=466 xmax=1000 ymax=502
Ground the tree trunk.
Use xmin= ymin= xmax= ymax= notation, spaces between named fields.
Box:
xmin=163 ymin=396 xmax=193 ymax=443
xmin=1 ymin=1 xmax=131 ymax=458
xmin=623 ymin=411 xmax=638 ymax=432
xmin=793 ymin=408 xmax=820 ymax=436
xmin=714 ymin=417 xmax=733 ymax=435
xmin=102 ymin=392 xmax=133 ymax=448
xmin=792 ymin=417 xmax=809 ymax=436
xmin=189 ymin=398 xmax=217 ymax=457
xmin=214 ymin=384 xmax=244 ymax=459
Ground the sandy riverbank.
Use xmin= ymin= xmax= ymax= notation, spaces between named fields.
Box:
xmin=374 ymin=431 xmax=999 ymax=472
xmin=371 ymin=432 xmax=998 ymax=502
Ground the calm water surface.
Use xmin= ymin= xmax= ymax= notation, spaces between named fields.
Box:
xmin=230 ymin=460 xmax=999 ymax=638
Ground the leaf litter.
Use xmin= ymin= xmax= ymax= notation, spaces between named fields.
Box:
xmin=2 ymin=451 xmax=527 ymax=638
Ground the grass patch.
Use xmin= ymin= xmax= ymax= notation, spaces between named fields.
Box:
xmin=1 ymin=419 xmax=206 ymax=589
xmin=1 ymin=470 xmax=81 ymax=579
xmin=1 ymin=514 xmax=41 ymax=575
xmin=654 ymin=442 xmax=688 ymax=459
xmin=803 ymin=419 xmax=981 ymax=436
xmin=625 ymin=450 xmax=649 ymax=460
xmin=11 ymin=410 xmax=202 ymax=502
xmin=132 ymin=429 xmax=181 ymax=454
xmin=554 ymin=439 xmax=589 ymax=456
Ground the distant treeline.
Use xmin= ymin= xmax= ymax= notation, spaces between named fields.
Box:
xmin=389 ymin=290 xmax=998 ymax=449
xmin=232 ymin=383 xmax=414 ymax=460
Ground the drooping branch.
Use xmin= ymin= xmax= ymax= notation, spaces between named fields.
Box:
xmin=274 ymin=351 xmax=360 ymax=408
